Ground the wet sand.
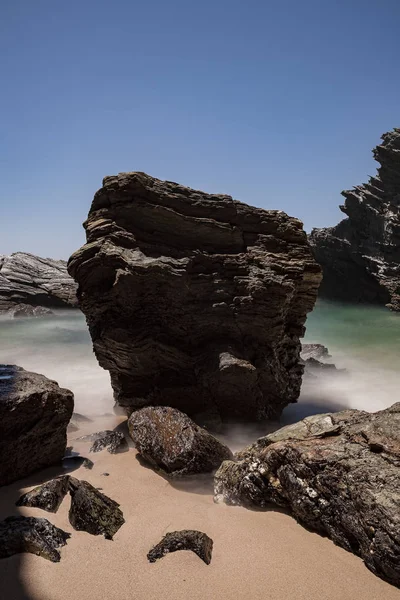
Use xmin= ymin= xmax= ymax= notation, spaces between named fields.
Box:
xmin=1 ymin=416 xmax=399 ymax=600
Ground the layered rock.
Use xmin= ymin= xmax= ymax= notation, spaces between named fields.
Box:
xmin=214 ymin=404 xmax=400 ymax=588
xmin=0 ymin=252 xmax=78 ymax=314
xmin=310 ymin=129 xmax=400 ymax=311
xmin=68 ymin=172 xmax=321 ymax=420
xmin=0 ymin=365 xmax=74 ymax=486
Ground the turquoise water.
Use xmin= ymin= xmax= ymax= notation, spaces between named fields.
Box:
xmin=0 ymin=302 xmax=399 ymax=420
xmin=305 ymin=300 xmax=400 ymax=370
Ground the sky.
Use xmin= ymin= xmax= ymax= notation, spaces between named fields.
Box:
xmin=1 ymin=0 xmax=399 ymax=259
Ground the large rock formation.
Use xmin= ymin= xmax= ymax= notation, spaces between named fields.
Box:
xmin=0 ymin=365 xmax=74 ymax=486
xmin=68 ymin=172 xmax=321 ymax=420
xmin=214 ymin=403 xmax=400 ymax=588
xmin=310 ymin=129 xmax=400 ymax=310
xmin=0 ymin=252 xmax=78 ymax=314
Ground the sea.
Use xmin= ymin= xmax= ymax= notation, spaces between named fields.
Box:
xmin=0 ymin=300 xmax=399 ymax=436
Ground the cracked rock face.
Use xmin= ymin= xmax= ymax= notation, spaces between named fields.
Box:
xmin=0 ymin=516 xmax=70 ymax=562
xmin=214 ymin=403 xmax=400 ymax=588
xmin=310 ymin=129 xmax=400 ymax=311
xmin=147 ymin=530 xmax=213 ymax=565
xmin=0 ymin=252 xmax=78 ymax=314
xmin=68 ymin=172 xmax=321 ymax=420
xmin=0 ymin=365 xmax=74 ymax=486
xmin=129 ymin=406 xmax=232 ymax=477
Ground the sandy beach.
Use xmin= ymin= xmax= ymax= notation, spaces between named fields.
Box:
xmin=1 ymin=415 xmax=399 ymax=600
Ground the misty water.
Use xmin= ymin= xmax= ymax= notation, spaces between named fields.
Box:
xmin=0 ymin=300 xmax=399 ymax=448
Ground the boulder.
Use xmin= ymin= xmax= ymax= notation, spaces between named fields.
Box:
xmin=147 ymin=530 xmax=213 ymax=565
xmin=68 ymin=172 xmax=321 ymax=420
xmin=128 ymin=406 xmax=232 ymax=477
xmin=0 ymin=365 xmax=74 ymax=486
xmin=68 ymin=477 xmax=125 ymax=539
xmin=0 ymin=252 xmax=78 ymax=314
xmin=310 ymin=129 xmax=400 ymax=311
xmin=214 ymin=404 xmax=400 ymax=588
xmin=0 ymin=516 xmax=70 ymax=562
xmin=17 ymin=476 xmax=70 ymax=513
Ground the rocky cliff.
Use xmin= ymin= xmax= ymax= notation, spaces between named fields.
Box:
xmin=68 ymin=172 xmax=321 ymax=420
xmin=310 ymin=128 xmax=400 ymax=310
xmin=0 ymin=252 xmax=78 ymax=314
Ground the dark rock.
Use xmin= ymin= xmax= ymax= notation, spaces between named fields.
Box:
xmin=0 ymin=365 xmax=74 ymax=486
xmin=68 ymin=172 xmax=321 ymax=420
xmin=0 ymin=252 xmax=78 ymax=313
xmin=128 ymin=406 xmax=233 ymax=477
xmin=77 ymin=430 xmax=128 ymax=454
xmin=214 ymin=404 xmax=400 ymax=588
xmin=0 ymin=516 xmax=70 ymax=562
xmin=300 ymin=343 xmax=342 ymax=377
xmin=310 ymin=129 xmax=400 ymax=311
xmin=16 ymin=476 xmax=70 ymax=513
xmin=68 ymin=477 xmax=124 ymax=539
xmin=147 ymin=530 xmax=213 ymax=565
xmin=62 ymin=455 xmax=94 ymax=470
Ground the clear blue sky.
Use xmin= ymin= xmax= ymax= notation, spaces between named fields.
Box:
xmin=1 ymin=0 xmax=399 ymax=259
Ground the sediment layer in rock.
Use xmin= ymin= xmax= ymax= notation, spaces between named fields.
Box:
xmin=214 ymin=403 xmax=400 ymax=588
xmin=310 ymin=129 xmax=400 ymax=311
xmin=68 ymin=172 xmax=321 ymax=419
xmin=0 ymin=252 xmax=78 ymax=314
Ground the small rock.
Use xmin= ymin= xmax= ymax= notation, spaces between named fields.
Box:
xmin=147 ymin=530 xmax=213 ymax=565
xmin=68 ymin=477 xmax=124 ymax=539
xmin=62 ymin=455 xmax=94 ymax=470
xmin=0 ymin=516 xmax=70 ymax=562
xmin=7 ymin=304 xmax=54 ymax=319
xmin=16 ymin=476 xmax=70 ymax=513
xmin=77 ymin=430 xmax=128 ymax=454
xmin=128 ymin=406 xmax=233 ymax=477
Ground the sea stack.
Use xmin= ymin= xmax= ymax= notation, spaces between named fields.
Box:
xmin=310 ymin=128 xmax=400 ymax=311
xmin=68 ymin=172 xmax=321 ymax=420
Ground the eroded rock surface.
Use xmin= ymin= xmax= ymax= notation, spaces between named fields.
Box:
xmin=0 ymin=252 xmax=78 ymax=314
xmin=0 ymin=516 xmax=70 ymax=562
xmin=310 ymin=129 xmax=400 ymax=311
xmin=68 ymin=172 xmax=321 ymax=420
xmin=0 ymin=365 xmax=74 ymax=486
xmin=214 ymin=404 xmax=400 ymax=587
xmin=147 ymin=530 xmax=213 ymax=565
xmin=128 ymin=406 xmax=232 ymax=477
xmin=17 ymin=476 xmax=70 ymax=513
xmin=68 ymin=477 xmax=124 ymax=539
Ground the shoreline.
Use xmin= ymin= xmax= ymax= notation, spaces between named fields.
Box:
xmin=1 ymin=416 xmax=399 ymax=600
